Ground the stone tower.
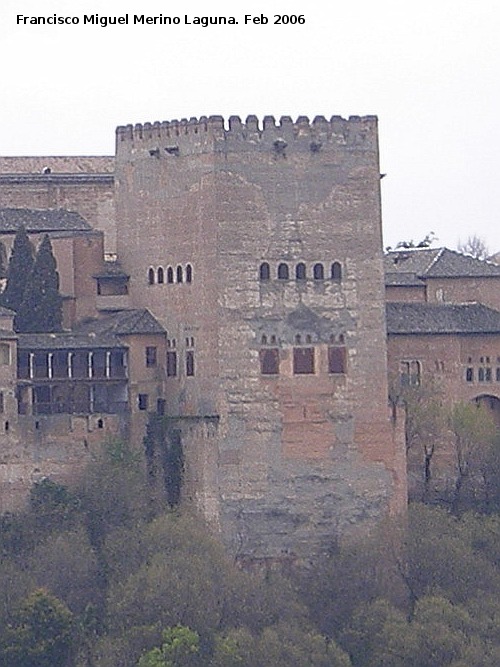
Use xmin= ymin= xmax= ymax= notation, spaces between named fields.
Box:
xmin=115 ymin=114 xmax=406 ymax=562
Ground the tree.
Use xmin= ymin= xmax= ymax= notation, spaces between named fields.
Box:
xmin=15 ymin=234 xmax=62 ymax=332
xmin=0 ymin=242 xmax=8 ymax=280
xmin=0 ymin=225 xmax=34 ymax=313
xmin=389 ymin=232 xmax=437 ymax=251
xmin=457 ymin=234 xmax=489 ymax=260
xmin=397 ymin=382 xmax=446 ymax=501
xmin=137 ymin=625 xmax=200 ymax=667
xmin=449 ymin=402 xmax=498 ymax=511
xmin=0 ymin=588 xmax=74 ymax=667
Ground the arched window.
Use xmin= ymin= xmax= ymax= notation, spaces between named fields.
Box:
xmin=261 ymin=334 xmax=268 ymax=345
xmin=167 ymin=267 xmax=174 ymax=284
xmin=186 ymin=264 xmax=193 ymax=283
xmin=313 ymin=263 xmax=324 ymax=280
xmin=176 ymin=265 xmax=183 ymax=283
xmin=277 ymin=263 xmax=289 ymax=280
xmin=331 ymin=262 xmax=342 ymax=282
xmin=259 ymin=262 xmax=270 ymax=281
xmin=148 ymin=267 xmax=155 ymax=285
xmin=157 ymin=267 xmax=164 ymax=284
xmin=296 ymin=262 xmax=306 ymax=280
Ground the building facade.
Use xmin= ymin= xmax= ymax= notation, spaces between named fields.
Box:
xmin=0 ymin=114 xmax=410 ymax=562
xmin=385 ymin=248 xmax=500 ymax=498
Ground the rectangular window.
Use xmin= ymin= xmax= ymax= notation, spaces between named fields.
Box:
xmin=0 ymin=392 xmax=4 ymax=414
xmin=138 ymin=393 xmax=149 ymax=411
xmin=0 ymin=344 xmax=10 ymax=365
xmin=485 ymin=367 xmax=492 ymax=382
xmin=496 ymin=368 xmax=500 ymax=382
xmin=186 ymin=350 xmax=195 ymax=377
xmin=167 ymin=351 xmax=177 ymax=377
xmin=400 ymin=360 xmax=421 ymax=387
xmin=260 ymin=348 xmax=279 ymax=375
xmin=293 ymin=347 xmax=315 ymax=375
xmin=146 ymin=346 xmax=157 ymax=367
xmin=466 ymin=367 xmax=474 ymax=382
xmin=478 ymin=367 xmax=485 ymax=382
xmin=328 ymin=346 xmax=346 ymax=374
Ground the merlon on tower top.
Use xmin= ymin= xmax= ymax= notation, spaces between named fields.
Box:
xmin=115 ymin=114 xmax=378 ymax=151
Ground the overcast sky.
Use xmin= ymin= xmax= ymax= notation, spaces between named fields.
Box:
xmin=1 ymin=0 xmax=499 ymax=253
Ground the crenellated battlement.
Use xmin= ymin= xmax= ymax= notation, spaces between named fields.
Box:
xmin=115 ymin=114 xmax=378 ymax=154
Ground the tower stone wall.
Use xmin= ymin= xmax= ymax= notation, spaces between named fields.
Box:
xmin=115 ymin=114 xmax=406 ymax=561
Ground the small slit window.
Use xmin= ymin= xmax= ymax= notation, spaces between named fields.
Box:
xmin=148 ymin=268 xmax=155 ymax=285
xmin=259 ymin=262 xmax=270 ymax=281
xmin=146 ymin=346 xmax=157 ymax=367
xmin=313 ymin=263 xmax=324 ymax=280
xmin=277 ymin=263 xmax=289 ymax=280
xmin=167 ymin=267 xmax=174 ymax=283
xmin=176 ymin=266 xmax=183 ymax=283
xmin=167 ymin=351 xmax=177 ymax=377
xmin=186 ymin=350 xmax=195 ymax=377
xmin=186 ymin=264 xmax=193 ymax=283
xmin=157 ymin=267 xmax=164 ymax=284
xmin=0 ymin=344 xmax=10 ymax=365
xmin=296 ymin=263 xmax=306 ymax=280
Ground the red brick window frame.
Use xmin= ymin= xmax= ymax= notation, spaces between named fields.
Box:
xmin=328 ymin=346 xmax=346 ymax=374
xmin=293 ymin=347 xmax=315 ymax=375
xmin=260 ymin=348 xmax=279 ymax=375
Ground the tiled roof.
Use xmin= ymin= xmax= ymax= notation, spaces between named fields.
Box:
xmin=17 ymin=332 xmax=124 ymax=350
xmin=93 ymin=261 xmax=130 ymax=279
xmin=77 ymin=309 xmax=166 ymax=336
xmin=0 ymin=208 xmax=91 ymax=233
xmin=385 ymin=247 xmax=500 ymax=285
xmin=386 ymin=302 xmax=500 ymax=335
xmin=385 ymin=273 xmax=425 ymax=287
xmin=424 ymin=248 xmax=500 ymax=277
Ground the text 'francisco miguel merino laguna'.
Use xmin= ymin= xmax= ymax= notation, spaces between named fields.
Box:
xmin=16 ymin=15 xmax=248 ymax=27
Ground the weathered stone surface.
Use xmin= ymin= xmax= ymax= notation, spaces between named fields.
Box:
xmin=115 ymin=115 xmax=407 ymax=561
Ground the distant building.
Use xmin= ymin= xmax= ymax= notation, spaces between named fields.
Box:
xmin=385 ymin=248 xmax=500 ymax=497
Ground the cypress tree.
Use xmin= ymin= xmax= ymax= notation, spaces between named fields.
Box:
xmin=0 ymin=242 xmax=8 ymax=280
xmin=0 ymin=225 xmax=34 ymax=312
xmin=15 ymin=234 xmax=63 ymax=333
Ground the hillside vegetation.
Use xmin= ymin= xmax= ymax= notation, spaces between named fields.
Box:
xmin=1 ymin=441 xmax=500 ymax=666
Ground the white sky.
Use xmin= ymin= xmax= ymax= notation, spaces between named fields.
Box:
xmin=1 ymin=0 xmax=499 ymax=252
